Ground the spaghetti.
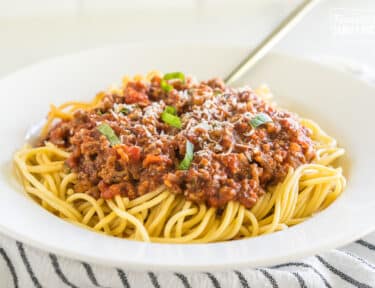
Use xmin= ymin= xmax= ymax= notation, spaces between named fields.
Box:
xmin=14 ymin=72 xmax=346 ymax=243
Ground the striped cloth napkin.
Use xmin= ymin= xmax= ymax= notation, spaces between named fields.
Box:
xmin=1 ymin=59 xmax=374 ymax=288
xmin=0 ymin=232 xmax=374 ymax=287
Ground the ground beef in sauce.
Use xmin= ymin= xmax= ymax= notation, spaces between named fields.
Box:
xmin=45 ymin=76 xmax=316 ymax=208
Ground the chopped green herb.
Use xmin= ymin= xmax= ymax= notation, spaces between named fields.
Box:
xmin=164 ymin=105 xmax=177 ymax=115
xmin=161 ymin=80 xmax=173 ymax=92
xmin=250 ymin=113 xmax=273 ymax=128
xmin=178 ymin=140 xmax=194 ymax=170
xmin=161 ymin=110 xmax=181 ymax=128
xmin=163 ymin=72 xmax=185 ymax=83
xmin=160 ymin=72 xmax=185 ymax=92
xmin=97 ymin=123 xmax=121 ymax=146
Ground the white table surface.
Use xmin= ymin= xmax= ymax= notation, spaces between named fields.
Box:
xmin=0 ymin=0 xmax=374 ymax=78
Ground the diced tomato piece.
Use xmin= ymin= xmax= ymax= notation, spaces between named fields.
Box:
xmin=116 ymin=145 xmax=141 ymax=163
xmin=124 ymin=82 xmax=149 ymax=105
xmin=124 ymin=146 xmax=141 ymax=162
xmin=98 ymin=181 xmax=120 ymax=199
xmin=142 ymin=154 xmax=171 ymax=167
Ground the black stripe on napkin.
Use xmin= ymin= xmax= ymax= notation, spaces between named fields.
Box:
xmin=205 ymin=272 xmax=221 ymax=288
xmin=82 ymin=262 xmax=101 ymax=287
xmin=49 ymin=254 xmax=78 ymax=288
xmin=117 ymin=269 xmax=131 ymax=288
xmin=0 ymin=248 xmax=18 ymax=288
xmin=16 ymin=242 xmax=42 ymax=288
xmin=234 ymin=270 xmax=250 ymax=288
xmin=175 ymin=273 xmax=191 ymax=288
xmin=337 ymin=250 xmax=375 ymax=270
xmin=356 ymin=240 xmax=375 ymax=251
xmin=316 ymin=255 xmax=373 ymax=288
xmin=292 ymin=272 xmax=307 ymax=288
xmin=148 ymin=272 xmax=161 ymax=288
xmin=271 ymin=262 xmax=332 ymax=288
xmin=258 ymin=269 xmax=279 ymax=288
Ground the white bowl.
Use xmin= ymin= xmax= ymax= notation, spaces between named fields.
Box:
xmin=0 ymin=43 xmax=374 ymax=271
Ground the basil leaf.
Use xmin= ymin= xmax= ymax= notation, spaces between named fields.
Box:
xmin=178 ymin=140 xmax=194 ymax=170
xmin=163 ymin=72 xmax=185 ymax=83
xmin=161 ymin=111 xmax=181 ymax=128
xmin=98 ymin=123 xmax=121 ymax=146
xmin=249 ymin=113 xmax=273 ymax=128
xmin=160 ymin=72 xmax=185 ymax=92
xmin=161 ymin=80 xmax=173 ymax=92
xmin=164 ymin=105 xmax=177 ymax=115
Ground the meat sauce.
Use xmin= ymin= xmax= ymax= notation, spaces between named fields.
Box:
xmin=46 ymin=76 xmax=315 ymax=208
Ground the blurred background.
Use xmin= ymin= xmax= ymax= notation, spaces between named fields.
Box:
xmin=0 ymin=0 xmax=374 ymax=78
